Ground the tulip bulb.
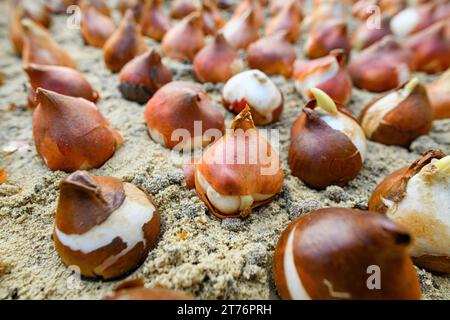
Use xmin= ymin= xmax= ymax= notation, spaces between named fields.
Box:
xmin=162 ymin=12 xmax=205 ymax=61
xmin=80 ymin=1 xmax=116 ymax=48
xmin=32 ymin=89 xmax=123 ymax=172
xmin=351 ymin=15 xmax=392 ymax=50
xmin=170 ymin=0 xmax=198 ymax=19
xmin=201 ymin=0 xmax=224 ymax=35
xmin=294 ymin=49 xmax=352 ymax=104
xmin=405 ymin=21 xmax=450 ymax=74
xmin=195 ymin=106 xmax=284 ymax=219
xmin=352 ymin=0 xmax=406 ymax=20
xmin=117 ymin=0 xmax=144 ymax=21
xmin=270 ymin=0 xmax=302 ymax=16
xmin=144 ymin=81 xmax=225 ymax=150
xmin=104 ymin=279 xmax=192 ymax=300
xmin=426 ymin=69 xmax=450 ymax=120
xmin=119 ymin=50 xmax=172 ymax=104
xmin=21 ymin=19 xmax=76 ymax=68
xmin=8 ymin=6 xmax=26 ymax=55
xmin=369 ymin=150 xmax=450 ymax=273
xmin=304 ymin=19 xmax=350 ymax=59
xmin=348 ymin=36 xmax=414 ymax=92
xmin=47 ymin=0 xmax=78 ymax=14
xmin=273 ymin=208 xmax=421 ymax=300
xmin=193 ymin=33 xmax=244 ymax=83
xmin=14 ymin=0 xmax=51 ymax=28
xmin=233 ymin=0 xmax=264 ymax=28
xmin=222 ymin=7 xmax=259 ymax=49
xmin=265 ymin=0 xmax=301 ymax=43
xmin=302 ymin=0 xmax=344 ymax=31
xmin=140 ymin=0 xmax=171 ymax=41
xmin=54 ymin=171 xmax=160 ymax=279
xmin=222 ymin=70 xmax=284 ymax=125
xmin=359 ymin=78 xmax=433 ymax=146
xmin=103 ymin=10 xmax=147 ymax=73
xmin=289 ymin=88 xmax=367 ymax=189
xmin=25 ymin=64 xmax=99 ymax=109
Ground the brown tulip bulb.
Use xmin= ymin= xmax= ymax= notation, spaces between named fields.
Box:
xmin=351 ymin=15 xmax=392 ymax=50
xmin=270 ymin=0 xmax=302 ymax=16
xmin=47 ymin=0 xmax=78 ymax=14
xmin=265 ymin=0 xmax=301 ymax=43
xmin=304 ymin=19 xmax=350 ymax=59
xmin=294 ymin=49 xmax=352 ymax=105
xmin=183 ymin=159 xmax=197 ymax=190
xmin=54 ymin=171 xmax=160 ymax=279
xmin=348 ymin=36 xmax=414 ymax=92
xmin=222 ymin=8 xmax=259 ymax=50
xmin=89 ymin=0 xmax=111 ymax=16
xmin=9 ymin=6 xmax=26 ymax=55
xmin=21 ymin=19 xmax=77 ymax=69
xmin=247 ymin=31 xmax=296 ymax=78
xmin=405 ymin=21 xmax=450 ymax=74
xmin=24 ymin=64 xmax=99 ymax=109
xmin=193 ymin=33 xmax=244 ymax=84
xmin=119 ymin=50 xmax=172 ymax=104
xmin=427 ymin=69 xmax=450 ymax=120
xmin=13 ymin=0 xmax=51 ymax=28
xmin=222 ymin=70 xmax=284 ymax=125
xmin=352 ymin=0 xmax=406 ymax=20
xmin=368 ymin=150 xmax=450 ymax=273
xmin=140 ymin=0 xmax=171 ymax=41
xmin=162 ymin=12 xmax=205 ymax=61
xmin=233 ymin=0 xmax=264 ymax=28
xmin=170 ymin=0 xmax=198 ymax=19
xmin=359 ymin=78 xmax=433 ymax=146
xmin=195 ymin=107 xmax=284 ymax=219
xmin=144 ymin=81 xmax=225 ymax=150
xmin=273 ymin=208 xmax=421 ymax=300
xmin=201 ymin=0 xmax=224 ymax=35
xmin=80 ymin=1 xmax=116 ymax=48
xmin=32 ymin=89 xmax=123 ymax=172
xmin=289 ymin=89 xmax=367 ymax=189
xmin=301 ymin=0 xmax=344 ymax=31
xmin=104 ymin=279 xmax=192 ymax=300
xmin=103 ymin=9 xmax=147 ymax=73
xmin=117 ymin=0 xmax=144 ymax=21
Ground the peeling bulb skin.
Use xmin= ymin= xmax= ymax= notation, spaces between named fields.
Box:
xmin=162 ymin=12 xmax=205 ymax=61
xmin=25 ymin=64 xmax=99 ymax=109
xmin=368 ymin=150 xmax=450 ymax=273
xmin=221 ymin=8 xmax=260 ymax=50
xmin=103 ymin=9 xmax=147 ymax=73
xmin=289 ymin=89 xmax=367 ymax=189
xmin=273 ymin=208 xmax=421 ymax=300
xmin=405 ymin=21 xmax=450 ymax=74
xmin=104 ymin=280 xmax=192 ymax=300
xmin=32 ymin=89 xmax=123 ymax=172
xmin=304 ymin=19 xmax=351 ymax=60
xmin=195 ymin=107 xmax=284 ymax=219
xmin=359 ymin=78 xmax=433 ymax=146
xmin=53 ymin=171 xmax=160 ymax=280
xmin=170 ymin=0 xmax=198 ymax=19
xmin=21 ymin=19 xmax=77 ymax=69
xmin=427 ymin=70 xmax=450 ymax=120
xmin=80 ymin=1 xmax=116 ymax=48
xmin=193 ymin=33 xmax=243 ymax=84
xmin=348 ymin=36 xmax=415 ymax=93
xmin=351 ymin=15 xmax=392 ymax=51
xmin=119 ymin=50 xmax=172 ymax=104
xmin=294 ymin=49 xmax=352 ymax=105
xmin=140 ymin=0 xmax=171 ymax=42
xmin=265 ymin=0 xmax=301 ymax=43
xmin=246 ymin=31 xmax=297 ymax=78
xmin=144 ymin=81 xmax=225 ymax=150
xmin=222 ymin=70 xmax=284 ymax=125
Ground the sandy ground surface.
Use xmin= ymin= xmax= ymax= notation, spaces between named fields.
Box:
xmin=0 ymin=0 xmax=449 ymax=299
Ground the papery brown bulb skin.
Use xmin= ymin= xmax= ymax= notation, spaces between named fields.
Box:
xmin=201 ymin=0 xmax=225 ymax=35
xmin=144 ymin=81 xmax=225 ymax=150
xmin=193 ymin=34 xmax=243 ymax=83
xmin=348 ymin=36 xmax=414 ymax=93
xmin=32 ymin=89 xmax=123 ymax=172
xmin=247 ymin=32 xmax=296 ymax=77
xmin=195 ymin=107 xmax=284 ymax=219
xmin=103 ymin=9 xmax=147 ymax=73
xmin=351 ymin=15 xmax=392 ymax=50
xmin=233 ymin=0 xmax=264 ymax=28
xmin=80 ymin=1 xmax=116 ymax=48
xmin=405 ymin=21 xmax=450 ymax=74
xmin=119 ymin=50 xmax=172 ymax=104
xmin=222 ymin=8 xmax=260 ymax=50
xmin=117 ymin=0 xmax=144 ymax=21
xmin=21 ymin=19 xmax=77 ymax=69
xmin=140 ymin=0 xmax=171 ymax=41
xmin=162 ymin=12 xmax=205 ymax=61
xmin=304 ymin=19 xmax=350 ymax=59
xmin=273 ymin=208 xmax=421 ymax=300
xmin=265 ymin=0 xmax=301 ymax=43
xmin=359 ymin=80 xmax=433 ymax=146
xmin=104 ymin=279 xmax=192 ymax=300
xmin=54 ymin=171 xmax=160 ymax=280
xmin=25 ymin=64 xmax=99 ymax=109
xmin=170 ymin=0 xmax=198 ymax=19
xmin=427 ymin=70 xmax=450 ymax=120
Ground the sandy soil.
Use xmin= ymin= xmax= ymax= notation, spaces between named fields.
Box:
xmin=0 ymin=0 xmax=449 ymax=299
